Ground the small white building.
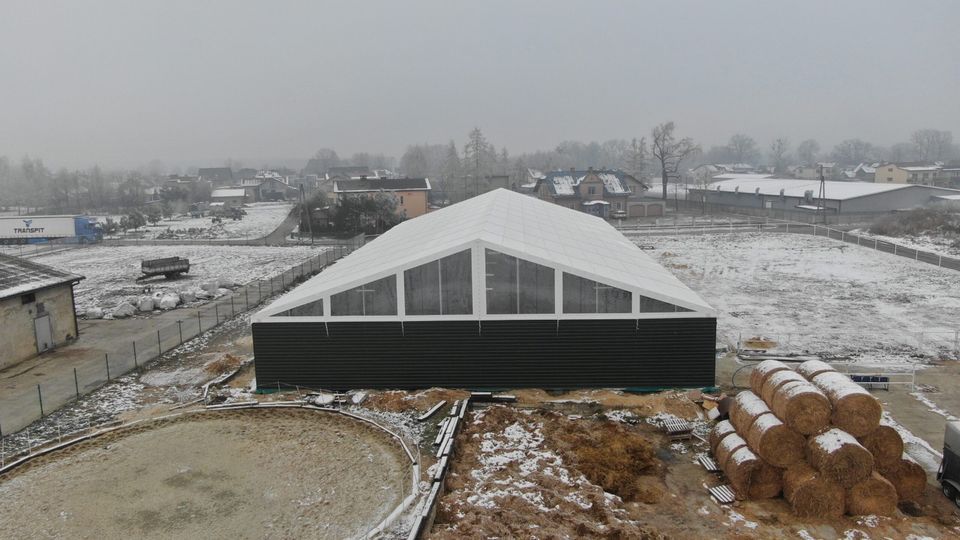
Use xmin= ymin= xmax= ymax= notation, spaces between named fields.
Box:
xmin=0 ymin=254 xmax=84 ymax=369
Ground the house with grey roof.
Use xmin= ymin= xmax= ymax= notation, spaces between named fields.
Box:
xmin=534 ymin=168 xmax=650 ymax=218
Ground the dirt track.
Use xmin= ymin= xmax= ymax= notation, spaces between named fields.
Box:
xmin=0 ymin=408 xmax=407 ymax=539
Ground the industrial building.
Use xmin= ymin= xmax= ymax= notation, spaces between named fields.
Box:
xmin=688 ymin=177 xmax=960 ymax=214
xmin=252 ymin=188 xmax=717 ymax=391
xmin=0 ymin=254 xmax=84 ymax=369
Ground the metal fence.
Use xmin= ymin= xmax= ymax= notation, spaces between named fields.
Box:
xmin=0 ymin=246 xmax=356 ymax=438
xmin=620 ymin=216 xmax=960 ymax=272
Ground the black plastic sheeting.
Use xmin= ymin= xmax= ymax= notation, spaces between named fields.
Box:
xmin=252 ymin=318 xmax=716 ymax=390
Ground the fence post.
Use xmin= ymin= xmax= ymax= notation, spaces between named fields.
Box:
xmin=245 ymin=287 xmax=249 ymax=309
xmin=74 ymin=367 xmax=80 ymax=399
xmin=107 ymin=353 xmax=112 ymax=380
xmin=230 ymin=295 xmax=235 ymax=317
xmin=874 ymin=238 xmax=878 ymax=250
xmin=214 ymin=304 xmax=219 ymax=324
xmin=157 ymin=330 xmax=162 ymax=356
xmin=894 ymin=244 xmax=897 ymax=256
xmin=177 ymin=320 xmax=183 ymax=345
xmin=198 ymin=311 xmax=203 ymax=333
xmin=37 ymin=385 xmax=44 ymax=417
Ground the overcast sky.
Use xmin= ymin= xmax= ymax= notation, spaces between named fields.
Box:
xmin=1 ymin=0 xmax=958 ymax=169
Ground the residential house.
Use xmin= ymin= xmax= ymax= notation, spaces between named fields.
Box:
xmin=197 ymin=167 xmax=234 ymax=188
xmin=210 ymin=188 xmax=248 ymax=207
xmin=794 ymin=163 xmax=839 ymax=180
xmin=691 ymin=163 xmax=757 ymax=182
xmin=940 ymin=162 xmax=960 ymax=189
xmin=535 ymin=168 xmax=651 ymax=218
xmin=873 ymin=162 xmax=942 ymax=185
xmin=333 ymin=177 xmax=432 ymax=219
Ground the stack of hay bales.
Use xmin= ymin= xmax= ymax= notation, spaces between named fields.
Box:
xmin=711 ymin=359 xmax=926 ymax=517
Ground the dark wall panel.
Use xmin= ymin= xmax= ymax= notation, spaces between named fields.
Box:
xmin=252 ymin=318 xmax=716 ymax=390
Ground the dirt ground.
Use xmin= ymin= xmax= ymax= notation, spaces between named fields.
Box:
xmin=0 ymin=408 xmax=407 ymax=540
xmin=427 ymin=401 xmax=960 ymax=539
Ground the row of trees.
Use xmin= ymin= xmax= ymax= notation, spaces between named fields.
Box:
xmin=701 ymin=129 xmax=957 ymax=170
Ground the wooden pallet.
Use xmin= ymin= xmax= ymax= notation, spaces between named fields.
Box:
xmin=698 ymin=455 xmax=720 ymax=473
xmin=709 ymin=484 xmax=736 ymax=505
xmin=661 ymin=418 xmax=693 ymax=440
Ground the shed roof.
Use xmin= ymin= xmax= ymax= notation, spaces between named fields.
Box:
xmin=256 ymin=188 xmax=713 ymax=319
xmin=211 ymin=188 xmax=247 ymax=198
xmin=0 ymin=253 xmax=84 ymax=301
xmin=334 ymin=178 xmax=430 ymax=193
xmin=698 ymin=177 xmax=941 ymax=201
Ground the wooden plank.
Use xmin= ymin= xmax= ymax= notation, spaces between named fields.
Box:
xmin=440 ymin=438 xmax=454 ymax=458
xmin=458 ymin=397 xmax=469 ymax=420
xmin=433 ymin=418 xmax=450 ymax=446
xmin=433 ymin=456 xmax=448 ymax=482
xmin=709 ymin=485 xmax=736 ymax=505
xmin=698 ymin=455 xmax=720 ymax=472
xmin=491 ymin=394 xmax=517 ymax=402
xmin=449 ymin=400 xmax=460 ymax=417
xmin=418 ymin=400 xmax=447 ymax=422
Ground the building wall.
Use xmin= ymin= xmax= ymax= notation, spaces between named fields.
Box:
xmin=693 ymin=186 xmax=955 ymax=213
xmin=874 ymin=165 xmax=909 ymax=184
xmin=0 ymin=284 xmax=77 ymax=369
xmin=395 ymin=190 xmax=428 ymax=218
xmin=252 ymin=318 xmax=717 ymax=390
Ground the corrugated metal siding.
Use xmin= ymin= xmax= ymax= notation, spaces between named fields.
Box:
xmin=252 ymin=318 xmax=716 ymax=390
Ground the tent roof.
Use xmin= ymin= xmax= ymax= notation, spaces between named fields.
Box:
xmin=256 ymin=189 xmax=713 ymax=318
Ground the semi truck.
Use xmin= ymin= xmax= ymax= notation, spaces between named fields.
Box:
xmin=939 ymin=421 xmax=960 ymax=507
xmin=0 ymin=215 xmax=102 ymax=244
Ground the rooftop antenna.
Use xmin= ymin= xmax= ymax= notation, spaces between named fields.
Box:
xmin=816 ymin=164 xmax=827 ymax=224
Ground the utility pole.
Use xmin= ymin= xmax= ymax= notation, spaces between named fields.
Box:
xmin=300 ymin=184 xmax=314 ymax=245
xmin=817 ymin=164 xmax=827 ymax=225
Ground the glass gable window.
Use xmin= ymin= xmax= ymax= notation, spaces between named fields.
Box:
xmin=404 ymin=250 xmax=473 ymax=315
xmin=562 ymin=273 xmax=631 ymax=313
xmin=330 ymin=275 xmax=397 ymax=316
xmin=485 ymin=249 xmax=554 ymax=314
xmin=639 ymin=295 xmax=692 ymax=313
xmin=278 ymin=298 xmax=324 ymax=316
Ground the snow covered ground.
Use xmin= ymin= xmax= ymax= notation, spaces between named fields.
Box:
xmin=33 ymin=244 xmax=323 ymax=313
xmin=849 ymin=228 xmax=960 ymax=259
xmin=645 ymin=232 xmax=960 ymax=367
xmin=100 ymin=202 xmax=293 ymax=240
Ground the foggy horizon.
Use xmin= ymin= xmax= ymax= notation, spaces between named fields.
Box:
xmin=2 ymin=0 xmax=958 ymax=170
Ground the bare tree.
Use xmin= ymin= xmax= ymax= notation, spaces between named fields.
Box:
xmin=769 ymin=137 xmax=791 ymax=174
xmin=831 ymin=139 xmax=876 ymax=166
xmin=652 ymin=122 xmax=700 ymax=200
xmin=888 ymin=142 xmax=918 ymax=162
xmin=797 ymin=139 xmax=820 ymax=165
xmin=911 ymin=129 xmax=953 ymax=161
xmin=463 ymin=127 xmax=495 ymax=197
xmin=624 ymin=137 xmax=648 ymax=179
xmin=727 ymin=133 xmax=760 ymax=164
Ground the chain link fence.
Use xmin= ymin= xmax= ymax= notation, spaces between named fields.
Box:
xmin=0 ymin=244 xmax=359 ymax=438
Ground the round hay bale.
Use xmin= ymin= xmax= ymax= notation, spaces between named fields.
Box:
xmin=709 ymin=420 xmax=737 ymax=455
xmin=857 ymin=425 xmax=904 ymax=469
xmin=808 ymin=428 xmax=875 ymax=488
xmin=771 ymin=380 xmax=832 ymax=435
xmin=729 ymin=391 xmax=772 ymax=435
xmin=796 ymin=360 xmax=836 ymax=381
xmin=846 ymin=471 xmax=898 ymax=516
xmin=783 ymin=462 xmax=845 ymax=518
xmin=746 ymin=413 xmax=805 ymax=468
xmin=761 ymin=370 xmax=806 ymax=405
xmin=715 ymin=432 xmax=748 ymax=470
xmin=750 ymin=360 xmax=790 ymax=396
xmin=811 ymin=372 xmax=882 ymax=437
xmin=723 ymin=446 xmax=783 ymax=500
xmin=877 ymin=453 xmax=926 ymax=503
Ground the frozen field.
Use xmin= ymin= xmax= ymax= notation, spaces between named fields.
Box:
xmin=102 ymin=202 xmax=293 ymax=240
xmin=646 ymin=232 xmax=960 ymax=367
xmin=34 ymin=244 xmax=322 ymax=313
